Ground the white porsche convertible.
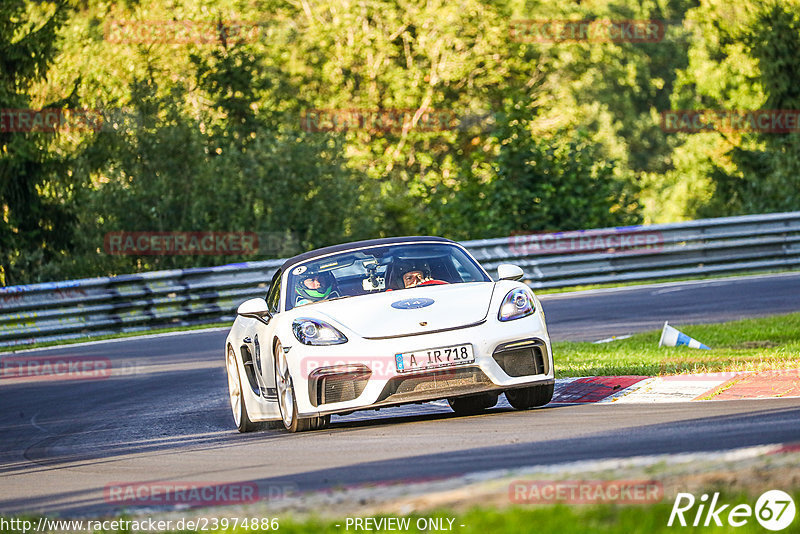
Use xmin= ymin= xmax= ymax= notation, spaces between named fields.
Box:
xmin=225 ymin=236 xmax=554 ymax=432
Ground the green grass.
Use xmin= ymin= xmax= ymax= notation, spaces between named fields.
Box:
xmin=553 ymin=312 xmax=800 ymax=378
xmin=0 ymin=322 xmax=229 ymax=354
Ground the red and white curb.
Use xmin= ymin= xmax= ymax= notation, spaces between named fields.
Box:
xmin=604 ymin=374 xmax=732 ymax=403
xmin=552 ymin=370 xmax=800 ymax=404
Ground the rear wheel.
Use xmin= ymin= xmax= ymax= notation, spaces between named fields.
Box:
xmin=274 ymin=341 xmax=313 ymax=433
xmin=447 ymin=392 xmax=499 ymax=415
xmin=505 ymin=382 xmax=554 ymax=410
xmin=226 ymin=346 xmax=258 ymax=432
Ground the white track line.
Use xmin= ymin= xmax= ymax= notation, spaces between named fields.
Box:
xmin=539 ymin=271 xmax=800 ymax=300
xmin=4 ymin=327 xmax=229 ymax=354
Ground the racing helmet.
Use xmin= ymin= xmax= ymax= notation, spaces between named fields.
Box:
xmin=294 ymin=270 xmax=335 ymax=301
xmin=390 ymin=259 xmax=432 ymax=288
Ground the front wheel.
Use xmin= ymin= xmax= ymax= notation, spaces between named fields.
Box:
xmin=505 ymin=382 xmax=554 ymax=410
xmin=226 ymin=346 xmax=258 ymax=433
xmin=310 ymin=415 xmax=331 ymax=430
xmin=274 ymin=341 xmax=313 ymax=433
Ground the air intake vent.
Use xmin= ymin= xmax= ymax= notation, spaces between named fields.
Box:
xmin=308 ymin=365 xmax=371 ymax=407
xmin=492 ymin=339 xmax=548 ymax=377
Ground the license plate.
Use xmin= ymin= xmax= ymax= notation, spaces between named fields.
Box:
xmin=395 ymin=343 xmax=474 ymax=373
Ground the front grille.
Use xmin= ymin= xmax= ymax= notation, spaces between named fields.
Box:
xmin=376 ymin=367 xmax=494 ymax=404
xmin=492 ymin=339 xmax=548 ymax=377
xmin=308 ymin=365 xmax=371 ymax=407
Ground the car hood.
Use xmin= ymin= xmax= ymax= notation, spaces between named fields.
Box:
xmin=307 ymin=282 xmax=497 ymax=339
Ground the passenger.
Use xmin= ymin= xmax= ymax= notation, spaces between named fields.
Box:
xmin=294 ymin=271 xmax=336 ymax=305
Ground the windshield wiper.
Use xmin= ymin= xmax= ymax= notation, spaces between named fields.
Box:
xmin=319 ymin=295 xmax=352 ymax=303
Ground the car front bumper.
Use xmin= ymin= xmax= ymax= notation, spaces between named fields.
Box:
xmin=285 ymin=311 xmax=554 ymax=417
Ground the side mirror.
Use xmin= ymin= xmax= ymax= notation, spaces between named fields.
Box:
xmin=497 ymin=263 xmax=524 ymax=281
xmin=237 ymin=298 xmax=271 ymax=324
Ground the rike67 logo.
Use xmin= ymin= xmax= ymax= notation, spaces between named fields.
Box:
xmin=668 ymin=490 xmax=796 ymax=531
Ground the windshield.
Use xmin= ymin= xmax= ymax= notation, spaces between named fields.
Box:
xmin=285 ymin=242 xmax=490 ymax=310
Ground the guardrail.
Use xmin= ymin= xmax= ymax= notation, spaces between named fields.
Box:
xmin=2 ymin=211 xmax=799 ymax=348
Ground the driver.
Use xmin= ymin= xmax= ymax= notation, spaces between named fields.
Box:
xmin=396 ymin=260 xmax=447 ymax=288
xmin=294 ymin=271 xmax=337 ymax=305
xmin=402 ymin=268 xmax=432 ymax=288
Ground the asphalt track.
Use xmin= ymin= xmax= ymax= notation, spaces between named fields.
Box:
xmin=1 ymin=273 xmax=799 ymax=517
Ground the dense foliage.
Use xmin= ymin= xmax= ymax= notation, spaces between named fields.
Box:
xmin=1 ymin=0 xmax=798 ymax=285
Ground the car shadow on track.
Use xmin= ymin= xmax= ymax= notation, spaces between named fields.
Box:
xmin=320 ymin=404 xmax=560 ymax=432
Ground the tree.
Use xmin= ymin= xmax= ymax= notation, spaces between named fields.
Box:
xmin=701 ymin=2 xmax=800 ymax=216
xmin=60 ymin=31 xmax=368 ymax=279
xmin=446 ymin=98 xmax=640 ymax=238
xmin=0 ymin=0 xmax=78 ymax=285
xmin=670 ymin=0 xmax=800 ymax=218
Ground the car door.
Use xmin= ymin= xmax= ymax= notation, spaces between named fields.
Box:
xmin=254 ymin=268 xmax=283 ymax=399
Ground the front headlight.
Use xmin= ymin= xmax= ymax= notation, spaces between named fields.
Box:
xmin=498 ymin=288 xmax=535 ymax=322
xmin=292 ymin=318 xmax=348 ymax=345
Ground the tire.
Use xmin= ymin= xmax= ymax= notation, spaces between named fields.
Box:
xmin=226 ymin=346 xmax=259 ymax=433
xmin=447 ymin=392 xmax=499 ymax=415
xmin=310 ymin=415 xmax=331 ymax=430
xmin=274 ymin=341 xmax=313 ymax=433
xmin=505 ymin=382 xmax=554 ymax=410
